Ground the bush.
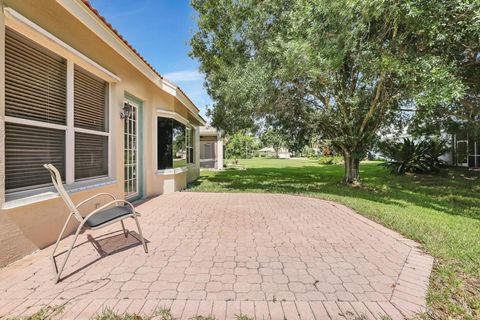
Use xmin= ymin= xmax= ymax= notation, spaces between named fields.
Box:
xmin=224 ymin=132 xmax=259 ymax=159
xmin=380 ymin=138 xmax=448 ymax=174
xmin=319 ymin=155 xmax=344 ymax=165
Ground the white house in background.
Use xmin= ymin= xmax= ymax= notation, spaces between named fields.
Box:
xmin=199 ymin=126 xmax=224 ymax=169
xmin=380 ymin=125 xmax=479 ymax=169
xmin=258 ymin=147 xmax=291 ymax=159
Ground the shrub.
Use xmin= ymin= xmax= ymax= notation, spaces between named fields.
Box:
xmin=380 ymin=138 xmax=448 ymax=174
xmin=318 ymin=155 xmax=344 ymax=165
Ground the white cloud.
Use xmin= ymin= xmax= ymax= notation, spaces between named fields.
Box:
xmin=163 ymin=70 xmax=203 ymax=82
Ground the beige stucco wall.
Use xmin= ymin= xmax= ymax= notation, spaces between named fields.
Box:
xmin=0 ymin=1 xmax=202 ymax=266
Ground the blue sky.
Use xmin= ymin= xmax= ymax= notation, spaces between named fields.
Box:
xmin=89 ymin=0 xmax=211 ymax=119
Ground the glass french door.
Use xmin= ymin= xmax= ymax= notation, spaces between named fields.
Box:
xmin=456 ymin=140 xmax=468 ymax=167
xmin=124 ymin=100 xmax=139 ymax=199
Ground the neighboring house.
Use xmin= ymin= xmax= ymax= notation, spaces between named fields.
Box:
xmin=451 ymin=128 xmax=480 ymax=168
xmin=258 ymin=147 xmax=291 ymax=159
xmin=380 ymin=126 xmax=479 ymax=169
xmin=199 ymin=126 xmax=223 ymax=169
xmin=0 ymin=0 xmax=206 ymax=266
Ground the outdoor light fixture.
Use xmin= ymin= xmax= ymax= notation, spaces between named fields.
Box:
xmin=120 ymin=103 xmax=132 ymax=119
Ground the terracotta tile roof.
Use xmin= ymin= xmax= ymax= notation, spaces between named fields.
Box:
xmin=80 ymin=0 xmax=200 ymax=112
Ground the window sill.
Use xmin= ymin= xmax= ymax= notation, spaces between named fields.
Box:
xmin=155 ymin=167 xmax=189 ymax=176
xmin=3 ymin=177 xmax=117 ymax=210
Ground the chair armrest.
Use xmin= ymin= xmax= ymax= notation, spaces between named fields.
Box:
xmin=82 ymin=199 xmax=138 ymax=223
xmin=76 ymin=193 xmax=116 ymax=210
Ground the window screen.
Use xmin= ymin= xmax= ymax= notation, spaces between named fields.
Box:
xmin=74 ymin=66 xmax=108 ymax=180
xmin=4 ymin=27 xmax=67 ymax=191
xmin=5 ymin=123 xmax=65 ymax=191
xmin=75 ymin=132 xmax=108 ymax=180
xmin=5 ymin=28 xmax=67 ymax=125
xmin=74 ymin=66 xmax=108 ymax=132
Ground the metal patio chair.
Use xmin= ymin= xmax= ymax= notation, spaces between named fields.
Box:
xmin=44 ymin=164 xmax=148 ymax=283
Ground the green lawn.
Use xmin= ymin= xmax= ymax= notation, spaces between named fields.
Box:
xmin=188 ymin=158 xmax=480 ymax=319
xmin=173 ymin=158 xmax=188 ymax=168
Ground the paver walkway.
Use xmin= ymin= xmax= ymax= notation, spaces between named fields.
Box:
xmin=0 ymin=193 xmax=433 ymax=319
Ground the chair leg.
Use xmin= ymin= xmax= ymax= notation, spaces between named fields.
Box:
xmin=132 ymin=215 xmax=148 ymax=253
xmin=120 ymin=220 xmax=128 ymax=238
xmin=52 ymin=224 xmax=83 ymax=283
xmin=51 ymin=214 xmax=73 ymax=279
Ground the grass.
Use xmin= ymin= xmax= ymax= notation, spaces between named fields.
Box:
xmin=155 ymin=308 xmax=175 ymax=320
xmin=191 ymin=316 xmax=217 ymax=320
xmin=5 ymin=306 xmax=65 ymax=320
xmin=94 ymin=308 xmax=144 ymax=320
xmin=173 ymin=158 xmax=188 ymax=168
xmin=3 ymin=304 xmax=276 ymax=320
xmin=188 ymin=158 xmax=480 ymax=319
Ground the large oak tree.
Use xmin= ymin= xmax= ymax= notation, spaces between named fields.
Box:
xmin=191 ymin=0 xmax=478 ymax=183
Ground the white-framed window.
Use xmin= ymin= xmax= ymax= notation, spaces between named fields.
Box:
xmin=4 ymin=27 xmax=111 ymax=193
xmin=157 ymin=117 xmax=186 ymax=170
xmin=155 ymin=110 xmax=196 ymax=171
xmin=73 ymin=65 xmax=109 ymax=181
xmin=186 ymin=127 xmax=194 ymax=164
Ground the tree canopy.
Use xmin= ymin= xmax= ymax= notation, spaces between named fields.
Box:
xmin=191 ymin=0 xmax=480 ymax=182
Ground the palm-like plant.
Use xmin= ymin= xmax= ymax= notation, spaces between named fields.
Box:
xmin=380 ymin=138 xmax=448 ymax=174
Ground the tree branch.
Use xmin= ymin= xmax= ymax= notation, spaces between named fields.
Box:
xmin=359 ymin=73 xmax=385 ymax=135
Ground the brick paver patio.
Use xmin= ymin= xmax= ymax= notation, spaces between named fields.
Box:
xmin=0 ymin=193 xmax=433 ymax=319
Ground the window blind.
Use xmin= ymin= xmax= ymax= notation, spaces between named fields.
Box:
xmin=5 ymin=123 xmax=65 ymax=191
xmin=74 ymin=66 xmax=108 ymax=132
xmin=5 ymin=27 xmax=67 ymax=125
xmin=4 ymin=27 xmax=67 ymax=191
xmin=75 ymin=132 xmax=108 ymax=180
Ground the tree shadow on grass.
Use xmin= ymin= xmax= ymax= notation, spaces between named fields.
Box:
xmin=190 ymin=162 xmax=480 ymax=221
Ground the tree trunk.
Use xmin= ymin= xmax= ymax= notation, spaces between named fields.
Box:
xmin=343 ymin=151 xmax=360 ymax=184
